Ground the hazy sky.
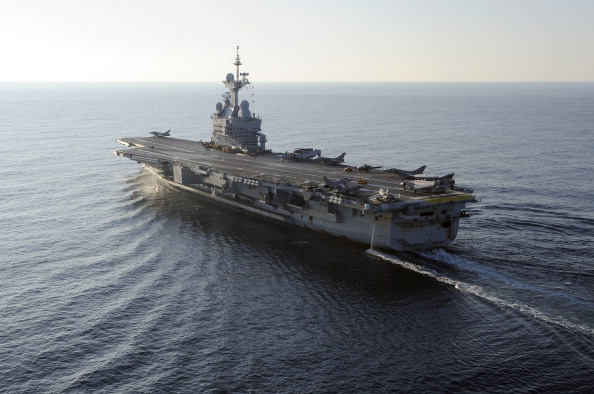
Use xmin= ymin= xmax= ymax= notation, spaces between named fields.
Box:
xmin=1 ymin=0 xmax=593 ymax=82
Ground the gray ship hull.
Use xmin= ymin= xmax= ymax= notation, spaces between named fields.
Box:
xmin=115 ymin=137 xmax=473 ymax=252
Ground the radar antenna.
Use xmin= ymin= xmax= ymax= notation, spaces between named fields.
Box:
xmin=234 ymin=45 xmax=242 ymax=80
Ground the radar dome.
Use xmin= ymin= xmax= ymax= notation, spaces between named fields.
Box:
xmin=239 ymin=100 xmax=251 ymax=119
xmin=226 ymin=73 xmax=234 ymax=82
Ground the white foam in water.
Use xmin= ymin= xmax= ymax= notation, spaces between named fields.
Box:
xmin=366 ymin=249 xmax=462 ymax=289
xmin=367 ymin=249 xmax=594 ymax=338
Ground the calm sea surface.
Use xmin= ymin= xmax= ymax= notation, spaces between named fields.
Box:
xmin=1 ymin=82 xmax=593 ymax=393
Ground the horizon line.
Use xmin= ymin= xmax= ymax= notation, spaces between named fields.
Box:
xmin=2 ymin=80 xmax=594 ymax=84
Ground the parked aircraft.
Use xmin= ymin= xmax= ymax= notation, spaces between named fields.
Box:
xmin=386 ymin=165 xmax=426 ymax=177
xmin=319 ymin=152 xmax=346 ymax=165
xmin=401 ymin=174 xmax=455 ymax=192
xmin=337 ymin=184 xmax=364 ymax=196
xmin=323 ymin=176 xmax=364 ymax=196
xmin=323 ymin=176 xmax=352 ymax=190
xmin=357 ymin=164 xmax=383 ymax=172
xmin=150 ymin=129 xmax=171 ymax=137
xmin=281 ymin=148 xmax=321 ymax=161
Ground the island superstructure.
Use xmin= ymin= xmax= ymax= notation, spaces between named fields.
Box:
xmin=211 ymin=49 xmax=266 ymax=152
xmin=114 ymin=48 xmax=476 ymax=252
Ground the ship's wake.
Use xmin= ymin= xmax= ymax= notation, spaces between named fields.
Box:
xmin=366 ymin=249 xmax=594 ymax=338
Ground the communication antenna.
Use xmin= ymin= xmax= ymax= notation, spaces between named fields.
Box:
xmin=234 ymin=45 xmax=242 ymax=80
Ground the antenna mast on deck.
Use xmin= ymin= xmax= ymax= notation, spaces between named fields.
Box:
xmin=234 ymin=46 xmax=242 ymax=80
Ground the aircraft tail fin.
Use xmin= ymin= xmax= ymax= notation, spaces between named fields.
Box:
xmin=413 ymin=165 xmax=427 ymax=174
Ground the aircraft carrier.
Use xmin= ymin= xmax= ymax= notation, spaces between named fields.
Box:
xmin=114 ymin=48 xmax=476 ymax=252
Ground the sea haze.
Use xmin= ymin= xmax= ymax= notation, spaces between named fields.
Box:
xmin=1 ymin=82 xmax=593 ymax=392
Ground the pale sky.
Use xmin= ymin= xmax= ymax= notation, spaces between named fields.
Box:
xmin=1 ymin=0 xmax=593 ymax=82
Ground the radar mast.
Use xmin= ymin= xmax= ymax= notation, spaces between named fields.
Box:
xmin=211 ymin=47 xmax=265 ymax=152
xmin=234 ymin=45 xmax=242 ymax=81
xmin=224 ymin=46 xmax=250 ymax=115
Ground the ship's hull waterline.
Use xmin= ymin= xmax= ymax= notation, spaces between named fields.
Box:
xmin=151 ymin=167 xmax=462 ymax=252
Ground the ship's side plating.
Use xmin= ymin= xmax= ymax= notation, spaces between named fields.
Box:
xmin=120 ymin=153 xmax=471 ymax=252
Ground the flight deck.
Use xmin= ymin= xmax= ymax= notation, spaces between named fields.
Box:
xmin=115 ymin=136 xmax=440 ymax=203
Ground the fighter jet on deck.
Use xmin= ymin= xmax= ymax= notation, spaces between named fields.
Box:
xmin=281 ymin=148 xmax=321 ymax=161
xmin=319 ymin=152 xmax=346 ymax=165
xmin=386 ymin=165 xmax=427 ymax=177
xmin=323 ymin=176 xmax=352 ymax=190
xmin=150 ymin=129 xmax=171 ymax=138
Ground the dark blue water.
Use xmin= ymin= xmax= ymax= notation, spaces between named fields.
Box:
xmin=1 ymin=82 xmax=593 ymax=393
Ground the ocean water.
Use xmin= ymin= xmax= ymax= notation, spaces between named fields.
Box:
xmin=1 ymin=81 xmax=593 ymax=393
